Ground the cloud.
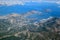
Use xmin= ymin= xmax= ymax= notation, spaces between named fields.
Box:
xmin=23 ymin=10 xmax=42 ymax=17
xmin=0 ymin=0 xmax=60 ymax=6
xmin=0 ymin=0 xmax=42 ymax=6
xmin=0 ymin=0 xmax=25 ymax=6
xmin=56 ymin=1 xmax=60 ymax=5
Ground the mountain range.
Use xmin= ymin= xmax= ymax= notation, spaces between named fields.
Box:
xmin=0 ymin=13 xmax=60 ymax=40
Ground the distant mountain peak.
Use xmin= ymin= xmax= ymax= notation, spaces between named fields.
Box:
xmin=8 ymin=13 xmax=20 ymax=17
xmin=40 ymin=16 xmax=53 ymax=23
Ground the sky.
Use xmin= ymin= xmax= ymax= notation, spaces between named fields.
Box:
xmin=0 ymin=0 xmax=60 ymax=17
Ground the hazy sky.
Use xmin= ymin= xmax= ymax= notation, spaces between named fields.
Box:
xmin=0 ymin=0 xmax=60 ymax=6
xmin=0 ymin=0 xmax=60 ymax=16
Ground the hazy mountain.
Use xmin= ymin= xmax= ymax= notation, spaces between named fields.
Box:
xmin=0 ymin=13 xmax=60 ymax=40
